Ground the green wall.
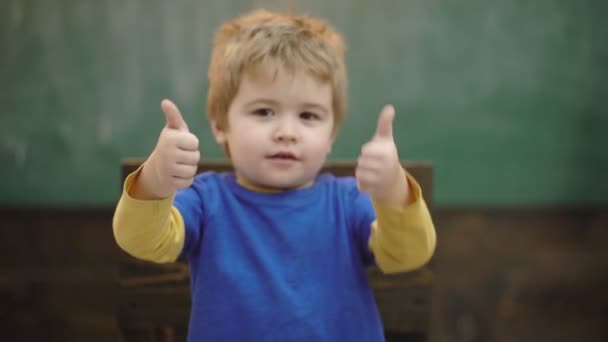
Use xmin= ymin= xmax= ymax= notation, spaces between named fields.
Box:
xmin=1 ymin=0 xmax=606 ymax=206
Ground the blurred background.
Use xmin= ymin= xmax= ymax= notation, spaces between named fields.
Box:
xmin=1 ymin=0 xmax=606 ymax=341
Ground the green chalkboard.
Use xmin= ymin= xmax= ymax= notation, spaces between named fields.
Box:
xmin=1 ymin=0 xmax=607 ymax=206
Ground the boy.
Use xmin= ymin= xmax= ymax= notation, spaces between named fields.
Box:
xmin=113 ymin=9 xmax=436 ymax=342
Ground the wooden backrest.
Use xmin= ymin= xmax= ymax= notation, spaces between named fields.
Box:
xmin=118 ymin=159 xmax=434 ymax=341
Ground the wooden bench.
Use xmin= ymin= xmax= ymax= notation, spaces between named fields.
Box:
xmin=118 ymin=159 xmax=434 ymax=341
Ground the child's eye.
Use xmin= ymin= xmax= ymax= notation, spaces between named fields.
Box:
xmin=300 ymin=112 xmax=320 ymax=120
xmin=252 ymin=108 xmax=274 ymax=117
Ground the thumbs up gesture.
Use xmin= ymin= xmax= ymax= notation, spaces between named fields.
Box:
xmin=355 ymin=105 xmax=410 ymax=205
xmin=137 ymin=99 xmax=200 ymax=199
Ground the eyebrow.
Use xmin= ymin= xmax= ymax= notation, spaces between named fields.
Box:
xmin=301 ymin=102 xmax=330 ymax=115
xmin=244 ymin=98 xmax=279 ymax=108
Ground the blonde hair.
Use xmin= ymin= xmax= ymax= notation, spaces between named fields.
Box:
xmin=206 ymin=9 xmax=348 ymax=134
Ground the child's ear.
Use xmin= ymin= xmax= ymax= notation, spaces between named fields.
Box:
xmin=211 ymin=119 xmax=227 ymax=144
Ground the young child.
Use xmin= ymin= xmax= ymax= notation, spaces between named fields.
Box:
xmin=113 ymin=9 xmax=436 ymax=342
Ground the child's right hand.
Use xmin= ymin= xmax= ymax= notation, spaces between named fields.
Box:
xmin=135 ymin=99 xmax=200 ymax=199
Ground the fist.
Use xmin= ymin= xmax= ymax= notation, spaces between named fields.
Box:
xmin=355 ymin=105 xmax=406 ymax=203
xmin=146 ymin=99 xmax=200 ymax=198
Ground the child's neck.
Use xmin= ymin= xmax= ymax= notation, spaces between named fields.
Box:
xmin=235 ymin=174 xmax=314 ymax=193
xmin=236 ymin=175 xmax=282 ymax=193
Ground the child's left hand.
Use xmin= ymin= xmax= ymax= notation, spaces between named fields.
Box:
xmin=355 ymin=105 xmax=410 ymax=206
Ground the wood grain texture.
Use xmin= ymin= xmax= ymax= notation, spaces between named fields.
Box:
xmin=429 ymin=207 xmax=608 ymax=342
xmin=1 ymin=209 xmax=123 ymax=342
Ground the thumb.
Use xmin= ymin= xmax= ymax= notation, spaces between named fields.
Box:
xmin=373 ymin=105 xmax=395 ymax=140
xmin=161 ymin=99 xmax=189 ymax=131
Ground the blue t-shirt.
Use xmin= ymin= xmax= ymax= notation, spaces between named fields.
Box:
xmin=174 ymin=171 xmax=385 ymax=341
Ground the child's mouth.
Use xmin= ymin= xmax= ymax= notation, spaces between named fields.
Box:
xmin=267 ymin=152 xmax=298 ymax=160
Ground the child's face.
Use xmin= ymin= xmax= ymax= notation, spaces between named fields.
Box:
xmin=212 ymin=65 xmax=335 ymax=190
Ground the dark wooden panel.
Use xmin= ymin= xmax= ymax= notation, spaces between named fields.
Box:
xmin=1 ymin=209 xmax=123 ymax=342
xmin=430 ymin=207 xmax=608 ymax=342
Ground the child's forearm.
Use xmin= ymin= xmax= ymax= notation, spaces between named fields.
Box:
xmin=112 ymin=167 xmax=185 ymax=263
xmin=368 ymin=173 xmax=436 ymax=273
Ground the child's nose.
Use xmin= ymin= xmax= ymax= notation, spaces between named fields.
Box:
xmin=273 ymin=118 xmax=299 ymax=143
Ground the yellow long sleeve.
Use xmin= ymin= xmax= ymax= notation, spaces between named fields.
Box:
xmin=112 ymin=167 xmax=185 ymax=263
xmin=368 ymin=173 xmax=436 ymax=274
